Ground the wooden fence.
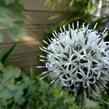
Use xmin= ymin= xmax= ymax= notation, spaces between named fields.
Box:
xmin=1 ymin=0 xmax=64 ymax=72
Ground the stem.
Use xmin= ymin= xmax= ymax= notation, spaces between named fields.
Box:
xmin=79 ymin=93 xmax=85 ymax=109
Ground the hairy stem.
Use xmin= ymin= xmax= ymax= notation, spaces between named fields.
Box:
xmin=79 ymin=93 xmax=85 ymax=109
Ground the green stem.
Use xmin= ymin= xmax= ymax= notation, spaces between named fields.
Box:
xmin=79 ymin=93 xmax=85 ymax=109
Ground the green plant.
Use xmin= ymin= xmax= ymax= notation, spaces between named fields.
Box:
xmin=45 ymin=0 xmax=109 ymax=35
xmin=0 ymin=43 xmax=17 ymax=65
xmin=0 ymin=40 xmax=108 ymax=109
xmin=0 ymin=0 xmax=25 ymax=42
xmin=0 ymin=61 xmax=79 ymax=109
xmin=0 ymin=46 xmax=78 ymax=109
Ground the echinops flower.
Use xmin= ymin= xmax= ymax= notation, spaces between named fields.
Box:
xmin=40 ymin=22 xmax=109 ymax=99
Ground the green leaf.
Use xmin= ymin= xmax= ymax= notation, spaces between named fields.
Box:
xmin=69 ymin=0 xmax=75 ymax=7
xmin=2 ymin=66 xmax=21 ymax=83
xmin=0 ymin=62 xmax=3 ymax=70
xmin=0 ymin=48 xmax=3 ymax=61
xmin=0 ymin=90 xmax=13 ymax=100
xmin=14 ymin=89 xmax=25 ymax=105
xmin=1 ymin=43 xmax=17 ymax=64
xmin=49 ymin=14 xmax=61 ymax=20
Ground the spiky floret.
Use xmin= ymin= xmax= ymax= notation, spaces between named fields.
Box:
xmin=40 ymin=22 xmax=109 ymax=98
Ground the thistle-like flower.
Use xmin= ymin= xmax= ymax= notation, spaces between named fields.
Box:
xmin=40 ymin=22 xmax=109 ymax=99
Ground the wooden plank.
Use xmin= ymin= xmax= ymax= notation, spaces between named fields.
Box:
xmin=20 ymin=0 xmax=66 ymax=12
xmin=5 ymin=45 xmax=43 ymax=73
xmin=0 ymin=41 xmax=41 ymax=55
xmin=25 ymin=12 xmax=59 ymax=25
xmin=24 ymin=65 xmax=44 ymax=73
xmin=11 ymin=51 xmax=37 ymax=59
xmin=8 ymin=55 xmax=38 ymax=68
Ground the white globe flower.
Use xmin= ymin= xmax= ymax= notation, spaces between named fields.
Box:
xmin=40 ymin=22 xmax=109 ymax=99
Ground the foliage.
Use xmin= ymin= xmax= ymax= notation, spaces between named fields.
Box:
xmin=0 ymin=60 xmax=109 ymax=109
xmin=46 ymin=0 xmax=92 ymax=24
xmin=45 ymin=0 xmax=109 ymax=33
xmin=1 ymin=43 xmax=17 ymax=65
xmin=0 ymin=62 xmax=78 ymax=109
xmin=0 ymin=46 xmax=78 ymax=109
xmin=0 ymin=0 xmax=25 ymax=42
xmin=0 ymin=39 xmax=108 ymax=109
xmin=0 ymin=64 xmax=25 ymax=108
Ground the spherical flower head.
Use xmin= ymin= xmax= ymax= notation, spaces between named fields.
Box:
xmin=40 ymin=22 xmax=109 ymax=98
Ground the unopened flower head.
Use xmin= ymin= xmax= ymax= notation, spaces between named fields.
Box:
xmin=40 ymin=22 xmax=109 ymax=98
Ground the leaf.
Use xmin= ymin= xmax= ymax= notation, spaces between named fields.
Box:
xmin=44 ymin=0 xmax=50 ymax=6
xmin=14 ymin=89 xmax=25 ymax=105
xmin=0 ymin=62 xmax=3 ymax=70
xmin=49 ymin=14 xmax=61 ymax=20
xmin=2 ymin=66 xmax=21 ymax=83
xmin=69 ymin=0 xmax=75 ymax=7
xmin=0 ymin=90 xmax=13 ymax=100
xmin=0 ymin=48 xmax=3 ymax=61
xmin=1 ymin=43 xmax=17 ymax=64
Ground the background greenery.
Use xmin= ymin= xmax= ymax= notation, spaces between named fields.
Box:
xmin=0 ymin=46 xmax=78 ymax=109
xmin=0 ymin=0 xmax=109 ymax=109
xmin=0 ymin=0 xmax=25 ymax=42
xmin=45 ymin=0 xmax=109 ymax=38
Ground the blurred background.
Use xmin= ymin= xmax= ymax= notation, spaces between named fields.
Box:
xmin=0 ymin=0 xmax=67 ymax=72
xmin=0 ymin=0 xmax=109 ymax=109
xmin=1 ymin=0 xmax=109 ymax=72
